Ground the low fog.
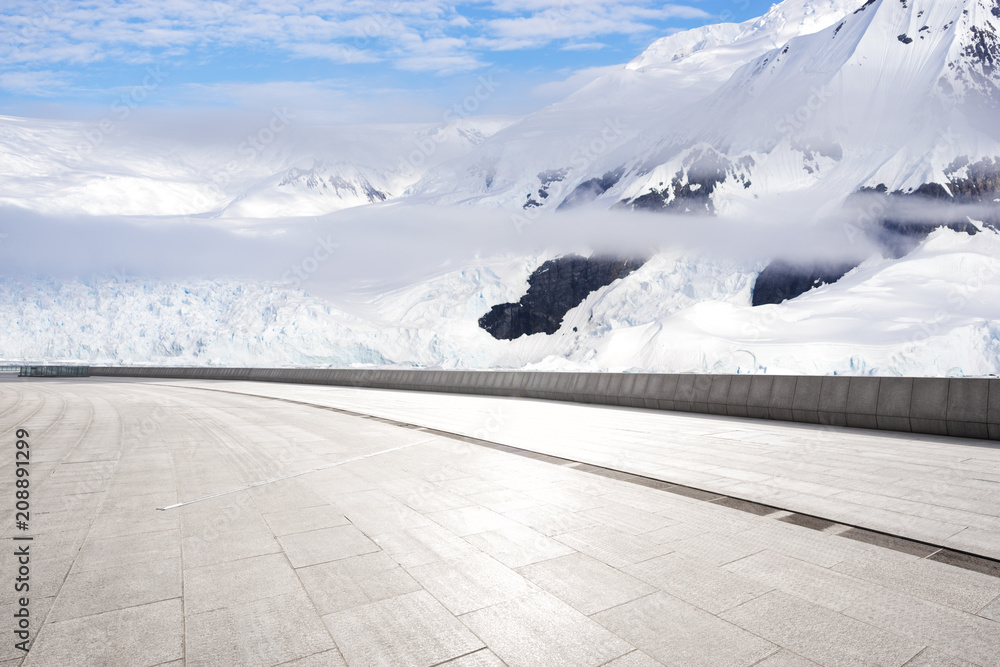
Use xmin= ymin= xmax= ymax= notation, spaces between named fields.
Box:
xmin=5 ymin=193 xmax=992 ymax=301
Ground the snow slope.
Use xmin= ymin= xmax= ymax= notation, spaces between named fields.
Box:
xmin=0 ymin=115 xmax=515 ymax=218
xmin=410 ymin=0 xmax=865 ymax=210
xmin=606 ymin=0 xmax=1000 ymax=213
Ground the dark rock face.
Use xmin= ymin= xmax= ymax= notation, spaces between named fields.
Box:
xmin=557 ymin=168 xmax=624 ymax=210
xmin=524 ymin=169 xmax=569 ymax=209
xmin=752 ymin=157 xmax=1000 ymax=307
xmin=625 ymin=149 xmax=752 ymax=215
xmin=752 ymin=260 xmax=859 ymax=306
xmin=479 ymin=255 xmax=644 ymax=340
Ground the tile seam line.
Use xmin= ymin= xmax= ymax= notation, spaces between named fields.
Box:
xmin=141 ymin=381 xmax=1000 ymax=573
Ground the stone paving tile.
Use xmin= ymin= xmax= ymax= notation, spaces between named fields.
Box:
xmin=655 ymin=502 xmax=762 ymax=537
xmin=0 ymin=596 xmax=54 ymax=662
xmin=262 ymin=504 xmax=351 ymax=537
xmin=187 ymin=590 xmax=334 ymax=666
xmin=297 ymin=551 xmax=422 ymax=616
xmin=248 ymin=478 xmax=330 ymax=514
xmin=832 ymin=549 xmax=1000 ymax=613
xmin=843 ymin=588 xmax=1000 ymax=667
xmin=623 ymin=552 xmax=772 ymax=615
xmin=437 ymin=648 xmax=508 ymax=666
xmin=390 ymin=485 xmax=475 ymax=514
xmin=407 ymin=552 xmax=540 ymax=615
xmin=48 ymin=557 xmax=181 ymax=622
xmin=593 ymin=591 xmax=776 ymax=667
xmin=661 ymin=531 xmax=767 ymax=567
xmin=460 ymin=591 xmax=633 ymax=667
xmin=304 ymin=468 xmax=380 ymax=498
xmin=23 ymin=598 xmax=183 ymax=667
xmin=641 ymin=522 xmax=707 ymax=544
xmin=464 ymin=524 xmax=576 ymax=568
xmin=527 ymin=484 xmax=612 ymax=512
xmin=18 ymin=556 xmax=73 ymax=599
xmin=335 ymin=493 xmax=438 ymax=537
xmin=324 ymin=590 xmax=483 ymax=667
xmin=943 ymin=527 xmax=1000 ymax=559
xmin=597 ymin=486 xmax=699 ymax=515
xmin=720 ymin=591 xmax=924 ymax=667
xmin=752 ymin=650 xmax=821 ymax=666
xmin=30 ymin=508 xmax=100 ymax=537
xmin=501 ymin=503 xmax=600 ymax=537
xmin=182 ymin=524 xmax=282 ymax=569
xmin=184 ymin=552 xmax=304 ymax=616
xmin=979 ymin=595 xmax=1000 ymax=621
xmin=517 ymin=552 xmax=655 ymax=616
xmin=426 ymin=506 xmax=522 ymax=537
xmin=271 ymin=649 xmax=348 ymax=666
xmin=579 ymin=502 xmax=675 ymax=536
xmin=178 ymin=493 xmax=270 ymax=534
xmin=372 ymin=523 xmax=479 ymax=568
xmin=73 ymin=528 xmax=181 ymax=573
xmin=900 ymin=647 xmax=978 ymax=667
xmin=735 ymin=521 xmax=874 ymax=568
xmin=602 ymin=650 xmax=665 ymax=666
xmin=277 ymin=525 xmax=381 ymax=568
xmin=462 ymin=488 xmax=542 ymax=513
xmin=724 ymin=551 xmax=877 ymax=613
xmin=86 ymin=505 xmax=181 ymax=540
xmin=554 ymin=525 xmax=673 ymax=568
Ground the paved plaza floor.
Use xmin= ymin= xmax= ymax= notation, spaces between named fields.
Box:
xmin=2 ymin=376 xmax=999 ymax=666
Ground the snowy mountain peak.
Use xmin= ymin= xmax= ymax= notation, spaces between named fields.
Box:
xmin=625 ymin=0 xmax=860 ymax=71
xmin=736 ymin=0 xmax=866 ymax=47
xmin=625 ymin=23 xmax=746 ymax=70
xmin=607 ymin=0 xmax=1000 ymax=214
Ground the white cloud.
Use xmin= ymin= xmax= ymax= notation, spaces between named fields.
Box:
xmin=529 ymin=64 xmax=621 ymax=100
xmin=0 ymin=0 xmax=710 ymax=78
xmin=176 ymin=79 xmax=444 ymax=124
xmin=0 ymin=70 xmax=70 ymax=96
xmin=561 ymin=42 xmax=607 ymax=51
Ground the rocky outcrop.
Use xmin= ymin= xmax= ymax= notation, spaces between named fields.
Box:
xmin=753 ymin=157 xmax=999 ymax=306
xmin=752 ymin=260 xmax=859 ymax=306
xmin=479 ymin=255 xmax=644 ymax=339
xmin=557 ymin=169 xmax=624 ymax=211
xmin=622 ymin=148 xmax=753 ymax=215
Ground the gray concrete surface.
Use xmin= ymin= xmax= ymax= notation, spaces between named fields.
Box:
xmin=2 ymin=376 xmax=999 ymax=666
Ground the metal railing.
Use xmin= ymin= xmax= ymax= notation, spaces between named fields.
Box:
xmin=18 ymin=366 xmax=91 ymax=377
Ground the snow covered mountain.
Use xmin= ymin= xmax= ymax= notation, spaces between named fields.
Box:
xmin=2 ymin=0 xmax=1000 ymax=375
xmin=413 ymin=0 xmax=1000 ymax=220
xmin=610 ymin=0 xmax=1000 ymax=215
xmin=0 ymin=115 xmax=514 ymax=217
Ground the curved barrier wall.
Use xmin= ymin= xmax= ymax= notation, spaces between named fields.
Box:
xmin=76 ymin=367 xmax=1000 ymax=441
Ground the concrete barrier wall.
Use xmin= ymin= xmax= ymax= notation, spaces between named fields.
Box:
xmin=88 ymin=367 xmax=1000 ymax=441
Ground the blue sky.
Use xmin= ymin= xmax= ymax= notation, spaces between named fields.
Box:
xmin=0 ymin=0 xmax=783 ymax=124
